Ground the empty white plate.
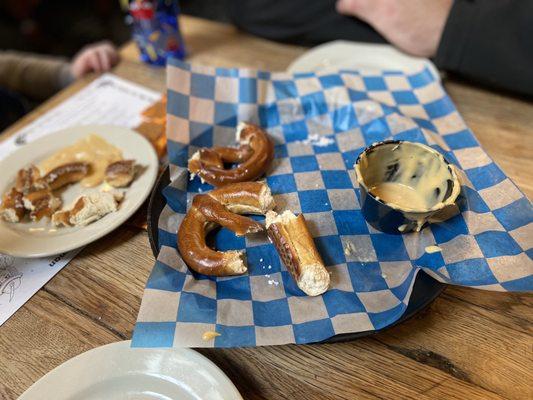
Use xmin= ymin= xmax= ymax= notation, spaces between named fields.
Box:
xmin=0 ymin=125 xmax=158 ymax=258
xmin=287 ymin=40 xmax=440 ymax=79
xmin=19 ymin=340 xmax=243 ymax=400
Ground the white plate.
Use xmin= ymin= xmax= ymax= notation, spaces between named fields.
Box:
xmin=19 ymin=340 xmax=243 ymax=400
xmin=287 ymin=40 xmax=440 ymax=80
xmin=0 ymin=125 xmax=158 ymax=258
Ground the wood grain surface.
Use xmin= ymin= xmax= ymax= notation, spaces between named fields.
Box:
xmin=0 ymin=15 xmax=531 ymax=400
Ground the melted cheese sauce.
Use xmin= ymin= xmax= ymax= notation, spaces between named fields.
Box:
xmin=39 ymin=134 xmax=123 ymax=187
xmin=357 ymin=142 xmax=456 ymax=212
xmin=370 ymin=182 xmax=429 ymax=210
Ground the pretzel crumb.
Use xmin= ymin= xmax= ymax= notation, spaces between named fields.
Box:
xmin=425 ymin=245 xmax=441 ymax=253
xmin=202 ymin=331 xmax=221 ymax=341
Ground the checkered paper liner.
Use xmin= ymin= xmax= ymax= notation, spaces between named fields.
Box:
xmin=132 ymin=58 xmax=533 ymax=348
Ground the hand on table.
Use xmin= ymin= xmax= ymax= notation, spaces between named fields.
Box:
xmin=70 ymin=41 xmax=120 ymax=79
xmin=336 ymin=0 xmax=453 ymax=57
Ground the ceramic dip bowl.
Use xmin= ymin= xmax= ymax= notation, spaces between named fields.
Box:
xmin=354 ymin=140 xmax=461 ymax=234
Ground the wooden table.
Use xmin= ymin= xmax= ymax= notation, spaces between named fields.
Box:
xmin=1 ymin=15 xmax=531 ymax=400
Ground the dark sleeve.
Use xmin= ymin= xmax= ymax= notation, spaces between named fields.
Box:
xmin=435 ymin=0 xmax=533 ymax=96
xmin=228 ymin=0 xmax=385 ymax=47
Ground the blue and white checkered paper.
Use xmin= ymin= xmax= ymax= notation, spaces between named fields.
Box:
xmin=132 ymin=58 xmax=533 ymax=348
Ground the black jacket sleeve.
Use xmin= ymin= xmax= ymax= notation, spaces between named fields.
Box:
xmin=229 ymin=0 xmax=385 ymax=47
xmin=435 ymin=0 xmax=533 ymax=96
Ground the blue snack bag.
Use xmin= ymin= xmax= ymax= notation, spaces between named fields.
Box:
xmin=128 ymin=0 xmax=186 ymax=65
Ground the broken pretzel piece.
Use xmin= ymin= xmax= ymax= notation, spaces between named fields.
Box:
xmin=43 ymin=162 xmax=90 ymax=190
xmin=15 ymin=165 xmax=48 ymax=194
xmin=188 ymin=122 xmax=274 ymax=187
xmin=266 ymin=210 xmax=330 ymax=296
xmin=0 ymin=188 xmax=25 ymax=222
xmin=22 ymin=189 xmax=62 ymax=222
xmin=105 ymin=160 xmax=136 ymax=188
xmin=52 ymin=191 xmax=123 ymax=227
xmin=178 ymin=181 xmax=275 ymax=276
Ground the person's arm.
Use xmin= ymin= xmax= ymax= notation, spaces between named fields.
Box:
xmin=336 ymin=0 xmax=533 ymax=97
xmin=0 ymin=41 xmax=120 ymax=101
xmin=229 ymin=0 xmax=385 ymax=47
xmin=435 ymin=0 xmax=533 ymax=96
xmin=0 ymin=51 xmax=72 ymax=100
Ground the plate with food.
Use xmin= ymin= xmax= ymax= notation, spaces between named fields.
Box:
xmin=145 ymin=123 xmax=445 ymax=343
xmin=0 ymin=125 xmax=158 ymax=258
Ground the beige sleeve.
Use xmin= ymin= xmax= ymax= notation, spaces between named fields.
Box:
xmin=0 ymin=51 xmax=74 ymax=100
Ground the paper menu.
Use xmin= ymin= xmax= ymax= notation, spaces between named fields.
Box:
xmin=0 ymin=73 xmax=161 ymax=326
xmin=0 ymin=73 xmax=160 ymax=161
xmin=0 ymin=251 xmax=82 ymax=326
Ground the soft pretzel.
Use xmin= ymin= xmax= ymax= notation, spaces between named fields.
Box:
xmin=266 ymin=210 xmax=330 ymax=296
xmin=188 ymin=123 xmax=274 ymax=187
xmin=15 ymin=165 xmax=47 ymax=194
xmin=52 ymin=191 xmax=123 ymax=227
xmin=0 ymin=188 xmax=25 ymax=222
xmin=105 ymin=160 xmax=136 ymax=188
xmin=43 ymin=162 xmax=90 ymax=190
xmin=178 ymin=181 xmax=275 ymax=276
xmin=22 ymin=189 xmax=62 ymax=222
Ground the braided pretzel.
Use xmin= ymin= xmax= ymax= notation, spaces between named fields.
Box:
xmin=178 ymin=181 xmax=275 ymax=276
xmin=188 ymin=123 xmax=274 ymax=187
